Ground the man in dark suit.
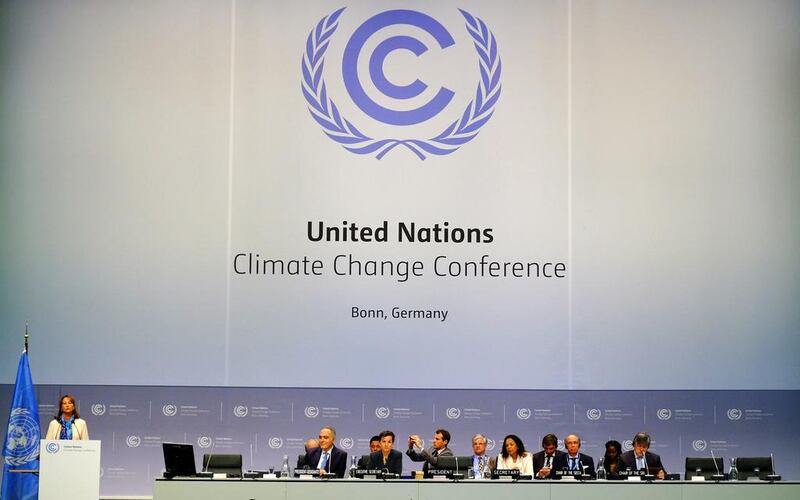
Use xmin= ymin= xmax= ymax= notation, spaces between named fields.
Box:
xmin=554 ymin=434 xmax=595 ymax=477
xmin=406 ymin=428 xmax=453 ymax=476
xmin=619 ymin=432 xmax=666 ymax=480
xmin=303 ymin=426 xmax=348 ymax=478
xmin=368 ymin=430 xmax=403 ymax=475
xmin=532 ymin=433 xmax=564 ymax=479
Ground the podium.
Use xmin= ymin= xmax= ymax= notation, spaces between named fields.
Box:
xmin=39 ymin=440 xmax=101 ymax=500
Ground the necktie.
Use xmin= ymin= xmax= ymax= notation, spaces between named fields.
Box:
xmin=432 ymin=449 xmax=439 ymax=457
xmin=320 ymin=452 xmax=330 ymax=471
xmin=545 ymin=455 xmax=552 ymax=468
xmin=570 ymin=457 xmax=576 ymax=470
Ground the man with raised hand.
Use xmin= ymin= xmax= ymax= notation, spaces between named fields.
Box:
xmin=406 ymin=428 xmax=453 ymax=476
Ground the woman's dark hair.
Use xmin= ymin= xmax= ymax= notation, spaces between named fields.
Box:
xmin=501 ymin=434 xmax=526 ymax=458
xmin=604 ymin=440 xmax=621 ymax=458
xmin=55 ymin=394 xmax=80 ymax=420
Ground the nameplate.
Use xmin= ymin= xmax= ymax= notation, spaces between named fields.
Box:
xmin=427 ymin=469 xmax=453 ymax=477
xmin=556 ymin=470 xmax=582 ymax=477
xmin=295 ymin=469 xmax=318 ymax=476
xmin=355 ymin=469 xmax=383 ymax=476
xmin=618 ymin=470 xmax=645 ymax=477
xmin=691 ymin=475 xmax=706 ymax=481
xmin=494 ymin=469 xmax=521 ymax=480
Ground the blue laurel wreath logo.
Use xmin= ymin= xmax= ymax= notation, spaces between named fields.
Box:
xmin=301 ymin=8 xmax=502 ymax=160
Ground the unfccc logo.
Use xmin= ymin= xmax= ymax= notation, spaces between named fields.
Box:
xmin=623 ymin=440 xmax=633 ymax=451
xmin=339 ymin=437 xmax=354 ymax=450
xmin=516 ymin=408 xmax=531 ymax=420
xmin=446 ymin=407 xmax=461 ymax=419
xmin=197 ymin=436 xmax=212 ymax=449
xmin=268 ymin=437 xmax=284 ymax=449
xmin=162 ymin=404 xmax=178 ymax=417
xmin=375 ymin=406 xmax=391 ymax=419
xmin=657 ymin=408 xmax=672 ymax=421
xmin=586 ymin=409 xmax=602 ymax=421
xmin=233 ymin=405 xmax=248 ymax=418
xmin=126 ymin=435 xmax=141 ymax=448
xmin=302 ymin=8 xmax=502 ymax=159
xmin=45 ymin=442 xmax=60 ymax=454
xmin=727 ymin=408 xmax=742 ymax=421
xmin=91 ymin=404 xmax=106 ymax=416
xmin=304 ymin=406 xmax=320 ymax=418
xmin=486 ymin=438 xmax=496 ymax=451
xmin=692 ymin=439 xmax=707 ymax=452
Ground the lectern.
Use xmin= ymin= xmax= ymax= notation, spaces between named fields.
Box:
xmin=39 ymin=440 xmax=101 ymax=500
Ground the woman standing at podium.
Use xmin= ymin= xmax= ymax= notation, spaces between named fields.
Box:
xmin=45 ymin=394 xmax=89 ymax=440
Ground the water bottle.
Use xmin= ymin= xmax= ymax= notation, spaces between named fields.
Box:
xmin=349 ymin=455 xmax=358 ymax=478
xmin=729 ymin=458 xmax=738 ymax=481
xmin=596 ymin=458 xmax=606 ymax=480
xmin=281 ymin=455 xmax=290 ymax=478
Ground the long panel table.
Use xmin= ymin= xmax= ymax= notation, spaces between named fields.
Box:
xmin=153 ymin=478 xmax=799 ymax=500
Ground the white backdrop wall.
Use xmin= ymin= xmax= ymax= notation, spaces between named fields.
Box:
xmin=1 ymin=0 xmax=799 ymax=390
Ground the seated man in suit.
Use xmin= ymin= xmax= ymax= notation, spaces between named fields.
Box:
xmin=358 ymin=435 xmax=381 ymax=468
xmin=304 ymin=426 xmax=348 ymax=478
xmin=471 ymin=433 xmax=496 ymax=479
xmin=532 ymin=433 xmax=564 ymax=479
xmin=554 ymin=434 xmax=595 ymax=477
xmin=368 ymin=430 xmax=403 ymax=475
xmin=406 ymin=428 xmax=453 ymax=476
xmin=296 ymin=437 xmax=319 ymax=469
xmin=619 ymin=432 xmax=666 ymax=480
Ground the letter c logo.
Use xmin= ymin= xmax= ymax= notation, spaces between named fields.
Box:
xmin=342 ymin=10 xmax=455 ymax=125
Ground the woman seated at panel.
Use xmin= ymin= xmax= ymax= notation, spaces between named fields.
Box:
xmin=45 ymin=394 xmax=89 ymax=440
xmin=600 ymin=440 xmax=623 ymax=479
xmin=495 ymin=434 xmax=533 ymax=476
xmin=368 ymin=430 xmax=403 ymax=475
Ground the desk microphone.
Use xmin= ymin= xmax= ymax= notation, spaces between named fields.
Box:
xmin=707 ymin=449 xmax=720 ymax=479
xmin=202 ymin=439 xmax=217 ymax=474
xmin=640 ymin=454 xmax=654 ymax=481
xmin=767 ymin=453 xmax=781 ymax=481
